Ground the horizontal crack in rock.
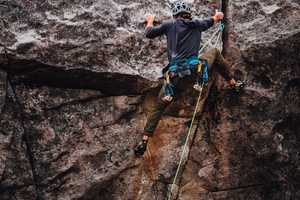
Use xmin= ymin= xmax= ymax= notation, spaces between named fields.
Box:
xmin=1 ymin=57 xmax=158 ymax=96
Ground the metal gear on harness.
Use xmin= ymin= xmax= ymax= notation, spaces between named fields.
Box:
xmin=193 ymin=60 xmax=209 ymax=92
xmin=162 ymin=71 xmax=175 ymax=102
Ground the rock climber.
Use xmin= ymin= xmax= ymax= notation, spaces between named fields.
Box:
xmin=134 ymin=0 xmax=244 ymax=156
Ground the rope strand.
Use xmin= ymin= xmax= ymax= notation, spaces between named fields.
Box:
xmin=167 ymin=21 xmax=224 ymax=200
xmin=167 ymin=82 xmax=204 ymax=200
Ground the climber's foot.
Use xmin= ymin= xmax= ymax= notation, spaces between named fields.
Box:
xmin=134 ymin=140 xmax=148 ymax=156
xmin=233 ymin=80 xmax=245 ymax=93
xmin=228 ymin=79 xmax=245 ymax=93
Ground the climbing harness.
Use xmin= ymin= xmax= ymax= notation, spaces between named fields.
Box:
xmin=162 ymin=56 xmax=209 ymax=102
xmin=162 ymin=21 xmax=224 ymax=102
xmin=167 ymin=20 xmax=225 ymax=200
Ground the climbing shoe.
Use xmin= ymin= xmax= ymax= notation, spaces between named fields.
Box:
xmin=134 ymin=140 xmax=148 ymax=156
xmin=233 ymin=80 xmax=245 ymax=93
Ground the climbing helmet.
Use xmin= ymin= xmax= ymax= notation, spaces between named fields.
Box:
xmin=170 ymin=0 xmax=192 ymax=16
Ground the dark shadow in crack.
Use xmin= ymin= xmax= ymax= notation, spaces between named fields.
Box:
xmin=1 ymin=57 xmax=156 ymax=96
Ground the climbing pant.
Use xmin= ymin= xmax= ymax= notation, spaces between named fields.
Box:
xmin=143 ymin=48 xmax=233 ymax=136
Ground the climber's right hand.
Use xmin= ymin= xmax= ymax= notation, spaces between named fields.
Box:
xmin=146 ymin=15 xmax=155 ymax=23
xmin=212 ymin=11 xmax=224 ymax=23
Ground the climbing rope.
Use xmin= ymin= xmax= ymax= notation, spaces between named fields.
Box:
xmin=199 ymin=22 xmax=224 ymax=54
xmin=167 ymin=21 xmax=224 ymax=200
xmin=167 ymin=82 xmax=204 ymax=200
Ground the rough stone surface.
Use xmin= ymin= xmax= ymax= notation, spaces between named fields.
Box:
xmin=0 ymin=0 xmax=299 ymax=200
xmin=0 ymin=86 xmax=37 ymax=200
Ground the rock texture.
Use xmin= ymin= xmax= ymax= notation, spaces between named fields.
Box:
xmin=0 ymin=0 xmax=299 ymax=200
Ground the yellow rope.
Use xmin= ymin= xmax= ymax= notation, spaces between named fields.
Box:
xmin=167 ymin=83 xmax=204 ymax=200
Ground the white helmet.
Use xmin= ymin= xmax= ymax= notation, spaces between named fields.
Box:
xmin=170 ymin=0 xmax=192 ymax=16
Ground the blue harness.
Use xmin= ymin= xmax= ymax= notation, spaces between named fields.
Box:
xmin=163 ymin=56 xmax=209 ymax=97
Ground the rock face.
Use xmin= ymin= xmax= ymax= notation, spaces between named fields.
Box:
xmin=0 ymin=0 xmax=299 ymax=200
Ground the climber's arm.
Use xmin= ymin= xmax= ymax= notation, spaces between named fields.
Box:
xmin=194 ymin=11 xmax=224 ymax=31
xmin=145 ymin=15 xmax=167 ymax=38
xmin=193 ymin=18 xmax=214 ymax=31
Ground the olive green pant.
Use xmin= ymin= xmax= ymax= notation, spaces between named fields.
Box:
xmin=144 ymin=48 xmax=232 ymax=136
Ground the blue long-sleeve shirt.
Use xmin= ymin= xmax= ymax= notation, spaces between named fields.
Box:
xmin=145 ymin=17 xmax=214 ymax=62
